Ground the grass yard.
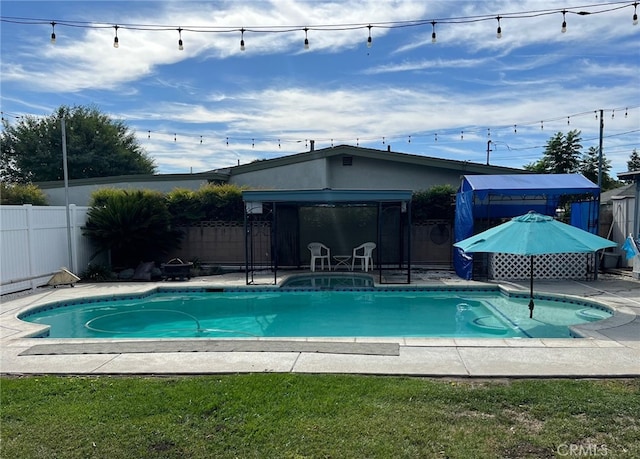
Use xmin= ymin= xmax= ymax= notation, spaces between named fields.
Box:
xmin=1 ymin=375 xmax=638 ymax=458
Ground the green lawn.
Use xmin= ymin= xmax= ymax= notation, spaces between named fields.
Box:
xmin=1 ymin=375 xmax=638 ymax=458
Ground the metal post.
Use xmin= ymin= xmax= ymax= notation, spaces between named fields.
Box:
xmin=486 ymin=140 xmax=492 ymax=165
xmin=61 ymin=118 xmax=74 ymax=272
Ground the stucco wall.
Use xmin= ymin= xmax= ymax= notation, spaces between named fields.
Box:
xmin=326 ymin=155 xmax=463 ymax=190
xmin=229 ymin=158 xmax=329 ymax=189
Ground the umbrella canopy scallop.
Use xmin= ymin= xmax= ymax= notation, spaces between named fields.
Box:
xmin=454 ymin=211 xmax=616 ymax=256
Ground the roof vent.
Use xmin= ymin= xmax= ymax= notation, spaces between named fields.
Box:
xmin=342 ymin=156 xmax=353 ymax=166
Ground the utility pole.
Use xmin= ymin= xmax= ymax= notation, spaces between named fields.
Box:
xmin=598 ymin=109 xmax=604 ymax=189
xmin=486 ymin=140 xmax=492 ymax=165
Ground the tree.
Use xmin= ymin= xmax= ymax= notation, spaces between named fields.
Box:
xmin=1 ymin=105 xmax=156 ymax=183
xmin=579 ymin=146 xmax=616 ymax=191
xmin=524 ymin=130 xmax=582 ymax=174
xmin=628 ymin=149 xmax=640 ymax=172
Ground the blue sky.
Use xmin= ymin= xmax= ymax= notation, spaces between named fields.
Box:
xmin=1 ymin=0 xmax=639 ymax=177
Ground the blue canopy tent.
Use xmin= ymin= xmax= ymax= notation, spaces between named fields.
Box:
xmin=454 ymin=174 xmax=601 ymax=280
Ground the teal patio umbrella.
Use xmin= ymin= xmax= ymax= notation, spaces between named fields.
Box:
xmin=453 ymin=211 xmax=616 ymax=318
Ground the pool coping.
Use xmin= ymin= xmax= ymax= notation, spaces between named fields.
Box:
xmin=1 ymin=272 xmax=639 ymax=377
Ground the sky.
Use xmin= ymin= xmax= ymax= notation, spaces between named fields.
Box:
xmin=1 ymin=0 xmax=639 ymax=177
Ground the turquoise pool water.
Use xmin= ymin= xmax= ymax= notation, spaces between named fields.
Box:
xmin=20 ymin=287 xmax=612 ymax=339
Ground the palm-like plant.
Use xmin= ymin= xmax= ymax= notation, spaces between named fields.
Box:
xmin=83 ymin=189 xmax=183 ymax=267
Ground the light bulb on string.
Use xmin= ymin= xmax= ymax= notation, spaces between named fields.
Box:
xmin=431 ymin=21 xmax=437 ymax=43
xmin=50 ymin=21 xmax=56 ymax=44
xmin=240 ymin=28 xmax=245 ymax=51
xmin=303 ymin=27 xmax=309 ymax=50
xmin=113 ymin=25 xmax=119 ymax=48
xmin=496 ymin=16 xmax=502 ymax=39
xmin=633 ymin=2 xmax=638 ymax=25
xmin=367 ymin=24 xmax=372 ymax=48
xmin=177 ymin=27 xmax=184 ymax=50
xmin=561 ymin=10 xmax=567 ymax=33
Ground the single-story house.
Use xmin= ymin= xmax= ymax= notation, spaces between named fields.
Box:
xmin=37 ymin=144 xmax=527 ymax=206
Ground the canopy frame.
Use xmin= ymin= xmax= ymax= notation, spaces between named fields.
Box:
xmin=242 ymin=189 xmax=413 ymax=285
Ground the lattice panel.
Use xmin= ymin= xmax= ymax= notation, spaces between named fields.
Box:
xmin=489 ymin=253 xmax=594 ymax=280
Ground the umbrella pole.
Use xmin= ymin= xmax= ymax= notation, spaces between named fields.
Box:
xmin=528 ymin=255 xmax=534 ymax=318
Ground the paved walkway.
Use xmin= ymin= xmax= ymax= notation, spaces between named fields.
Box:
xmin=1 ymin=271 xmax=638 ymax=377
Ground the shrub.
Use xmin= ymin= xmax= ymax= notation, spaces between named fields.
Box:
xmin=197 ymin=183 xmax=245 ymax=222
xmin=412 ymin=185 xmax=456 ymax=221
xmin=166 ymin=188 xmax=204 ymax=226
xmin=83 ymin=189 xmax=183 ymax=268
xmin=0 ymin=182 xmax=48 ymax=205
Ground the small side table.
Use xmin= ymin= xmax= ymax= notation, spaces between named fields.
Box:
xmin=333 ymin=255 xmax=352 ymax=271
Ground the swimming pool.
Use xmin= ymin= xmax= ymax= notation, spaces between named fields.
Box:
xmin=19 ymin=283 xmax=612 ymax=339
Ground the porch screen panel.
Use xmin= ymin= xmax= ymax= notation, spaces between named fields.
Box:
xmin=299 ymin=205 xmax=376 ymax=262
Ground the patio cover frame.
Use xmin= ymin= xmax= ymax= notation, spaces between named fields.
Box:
xmin=454 ymin=174 xmax=601 ymax=280
xmin=242 ymin=189 xmax=413 ymax=285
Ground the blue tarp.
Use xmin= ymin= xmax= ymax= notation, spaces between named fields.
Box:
xmin=454 ymin=174 xmax=600 ymax=279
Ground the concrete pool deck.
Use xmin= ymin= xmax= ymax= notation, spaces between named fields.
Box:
xmin=1 ymin=270 xmax=639 ymax=377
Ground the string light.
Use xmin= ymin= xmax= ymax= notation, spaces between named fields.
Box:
xmin=177 ymin=27 xmax=183 ymax=50
xmin=2 ymin=1 xmax=634 ymax=50
xmin=113 ymin=25 xmax=119 ymax=48
xmin=5 ymin=106 xmax=638 ymax=155
xmin=240 ymin=28 xmax=245 ymax=51
xmin=431 ymin=21 xmax=437 ymax=43
xmin=50 ymin=21 xmax=56 ymax=44
xmin=303 ymin=27 xmax=309 ymax=50
xmin=496 ymin=16 xmax=502 ymax=39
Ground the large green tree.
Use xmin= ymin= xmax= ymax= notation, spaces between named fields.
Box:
xmin=579 ymin=146 xmax=616 ymax=190
xmin=524 ymin=130 xmax=618 ymax=189
xmin=525 ymin=130 xmax=582 ymax=174
xmin=1 ymin=105 xmax=155 ymax=183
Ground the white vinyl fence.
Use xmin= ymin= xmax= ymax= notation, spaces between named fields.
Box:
xmin=0 ymin=204 xmax=97 ymax=295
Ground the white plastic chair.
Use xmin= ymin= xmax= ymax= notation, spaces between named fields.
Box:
xmin=352 ymin=242 xmax=376 ymax=271
xmin=308 ymin=242 xmax=331 ymax=272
